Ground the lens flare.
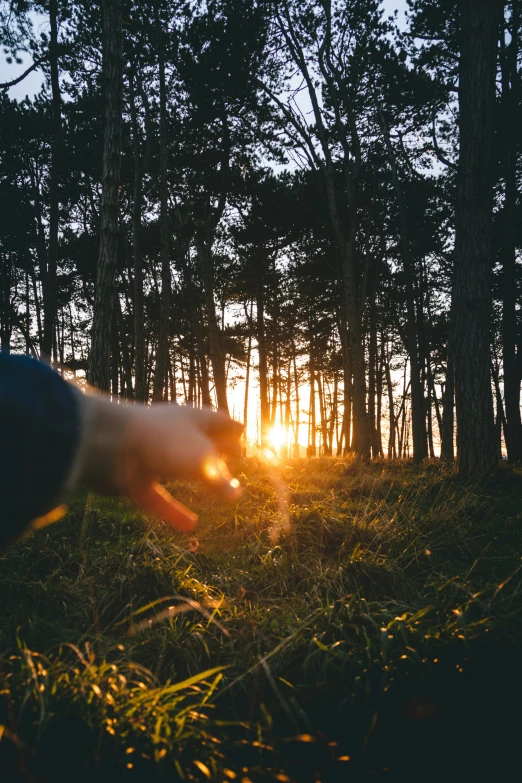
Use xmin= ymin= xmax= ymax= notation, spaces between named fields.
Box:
xmin=267 ymin=422 xmax=287 ymax=454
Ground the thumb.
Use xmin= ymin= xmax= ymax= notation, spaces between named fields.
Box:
xmin=129 ymin=480 xmax=198 ymax=533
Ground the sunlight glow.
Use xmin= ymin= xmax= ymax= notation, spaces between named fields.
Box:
xmin=267 ymin=422 xmax=288 ymax=454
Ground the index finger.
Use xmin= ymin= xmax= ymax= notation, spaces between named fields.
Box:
xmin=191 ymin=407 xmax=244 ymax=440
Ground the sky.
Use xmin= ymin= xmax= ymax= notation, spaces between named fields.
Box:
xmin=1 ymin=2 xmax=410 ymax=101
xmin=0 ymin=1 xmax=416 ymax=453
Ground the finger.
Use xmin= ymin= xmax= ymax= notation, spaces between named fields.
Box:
xmin=191 ymin=407 xmax=244 ymax=440
xmin=130 ymin=480 xmax=198 ymax=533
xmin=212 ymin=435 xmax=242 ymax=458
xmin=200 ymin=454 xmax=243 ymax=501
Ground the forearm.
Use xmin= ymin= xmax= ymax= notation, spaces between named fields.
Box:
xmin=0 ymin=354 xmax=81 ymax=548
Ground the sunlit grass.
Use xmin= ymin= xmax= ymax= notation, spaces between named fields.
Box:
xmin=1 ymin=459 xmax=522 ymax=778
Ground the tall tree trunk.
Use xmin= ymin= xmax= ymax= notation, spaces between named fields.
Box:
xmin=256 ymin=261 xmax=270 ymax=442
xmin=88 ymin=0 xmax=122 ymax=391
xmin=42 ymin=0 xmax=63 ymax=363
xmin=501 ymin=5 xmax=522 ymax=461
xmin=376 ymin=340 xmax=384 ymax=458
xmin=308 ymin=357 xmax=316 ymax=457
xmin=196 ymin=239 xmax=228 ymax=412
xmin=329 ymin=369 xmax=338 ymax=456
xmin=491 ymin=359 xmax=507 ymax=458
xmin=385 ymin=344 xmax=396 ymax=459
xmin=453 ymin=0 xmax=498 ymax=476
xmin=243 ymin=302 xmax=253 ymax=454
xmin=152 ymin=7 xmax=171 ymax=402
xmin=0 ymin=254 xmax=12 ymax=353
xmin=380 ymin=108 xmax=427 ymax=462
xmin=441 ymin=300 xmax=455 ymax=462
xmin=292 ymin=340 xmax=300 ymax=456
xmin=317 ymin=372 xmax=329 ymax=455
xmin=110 ymin=298 xmax=119 ymax=397
xmin=270 ymin=263 xmax=279 ymax=426
xmin=129 ymin=69 xmax=147 ymax=402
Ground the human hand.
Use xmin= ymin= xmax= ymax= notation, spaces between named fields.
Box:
xmin=74 ymin=396 xmax=243 ymax=532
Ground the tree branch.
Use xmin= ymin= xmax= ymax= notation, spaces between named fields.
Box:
xmin=0 ymin=55 xmax=47 ymax=89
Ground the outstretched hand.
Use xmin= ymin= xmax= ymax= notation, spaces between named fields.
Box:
xmin=76 ymin=396 xmax=243 ymax=532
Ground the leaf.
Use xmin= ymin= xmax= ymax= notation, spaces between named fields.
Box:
xmin=194 ymin=759 xmax=212 ymax=778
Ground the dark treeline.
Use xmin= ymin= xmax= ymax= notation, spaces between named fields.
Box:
xmin=0 ymin=0 xmax=520 ymax=475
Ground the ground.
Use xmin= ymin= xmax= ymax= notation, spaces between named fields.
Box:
xmin=1 ymin=458 xmax=522 ymax=781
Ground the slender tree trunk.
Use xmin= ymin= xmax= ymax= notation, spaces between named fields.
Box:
xmin=243 ymin=302 xmax=253 ymax=454
xmin=256 ymin=262 xmax=270 ymax=442
xmin=385 ymin=345 xmax=396 ymax=459
xmin=309 ymin=358 xmax=316 ymax=457
xmin=129 ymin=70 xmax=147 ymax=402
xmin=338 ymin=318 xmax=352 ymax=455
xmin=41 ymin=0 xmax=63 ymax=363
xmin=292 ymin=341 xmax=300 ymax=456
xmin=380 ymin=108 xmax=427 ymax=462
xmin=453 ymin=0 xmax=498 ymax=476
xmin=329 ymin=370 xmax=338 ymax=456
xmin=0 ymin=254 xmax=12 ymax=353
xmin=110 ymin=298 xmax=119 ymax=397
xmin=491 ymin=359 xmax=507 ymax=458
xmin=197 ymin=239 xmax=228 ymax=412
xmin=152 ymin=7 xmax=171 ymax=402
xmin=441 ymin=300 xmax=455 ymax=462
xmin=501 ymin=6 xmax=522 ymax=461
xmin=88 ymin=0 xmax=122 ymax=390
xmin=376 ymin=340 xmax=384 ymax=458
xmin=317 ymin=372 xmax=329 ymax=455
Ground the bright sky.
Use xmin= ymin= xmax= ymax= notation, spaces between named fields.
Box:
xmin=1 ymin=2 xmax=410 ymax=101
xmin=1 ymin=1 xmax=421 ymax=455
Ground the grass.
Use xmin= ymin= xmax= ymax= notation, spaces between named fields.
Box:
xmin=2 ymin=457 xmax=522 ymax=781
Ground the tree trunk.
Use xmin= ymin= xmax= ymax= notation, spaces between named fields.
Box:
xmin=385 ymin=344 xmax=396 ymax=459
xmin=500 ymin=5 xmax=522 ymax=461
xmin=129 ymin=70 xmax=147 ymax=402
xmin=256 ymin=262 xmax=270 ymax=442
xmin=243 ymin=301 xmax=253 ymax=454
xmin=0 ymin=254 xmax=12 ymax=353
xmin=152 ymin=7 xmax=171 ymax=402
xmin=380 ymin=108 xmax=427 ymax=462
xmin=308 ymin=355 xmax=316 ymax=457
xmin=441 ymin=299 xmax=455 ymax=462
xmin=317 ymin=372 xmax=329 ymax=455
xmin=196 ymin=238 xmax=228 ymax=412
xmin=41 ymin=0 xmax=63 ymax=363
xmin=453 ymin=0 xmax=498 ymax=476
xmin=88 ymin=0 xmax=122 ymax=391
xmin=292 ymin=340 xmax=300 ymax=456
xmin=491 ymin=359 xmax=507 ymax=458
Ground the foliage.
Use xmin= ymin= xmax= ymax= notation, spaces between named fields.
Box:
xmin=2 ymin=461 xmax=522 ymax=779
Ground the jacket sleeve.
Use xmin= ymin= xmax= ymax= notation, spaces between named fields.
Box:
xmin=0 ymin=354 xmax=81 ymax=548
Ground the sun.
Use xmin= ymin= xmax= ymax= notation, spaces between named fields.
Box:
xmin=267 ymin=422 xmax=287 ymax=454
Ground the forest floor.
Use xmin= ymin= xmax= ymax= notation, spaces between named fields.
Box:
xmin=1 ymin=458 xmax=522 ymax=782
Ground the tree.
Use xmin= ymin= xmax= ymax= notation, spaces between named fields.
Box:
xmin=88 ymin=0 xmax=123 ymax=391
xmin=453 ymin=0 xmax=499 ymax=475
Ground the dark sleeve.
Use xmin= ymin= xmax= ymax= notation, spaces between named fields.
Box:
xmin=0 ymin=354 xmax=81 ymax=549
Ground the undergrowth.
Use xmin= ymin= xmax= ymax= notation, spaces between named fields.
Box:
xmin=1 ymin=458 xmax=522 ymax=781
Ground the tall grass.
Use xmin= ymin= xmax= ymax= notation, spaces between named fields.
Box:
xmin=1 ymin=458 xmax=522 ymax=780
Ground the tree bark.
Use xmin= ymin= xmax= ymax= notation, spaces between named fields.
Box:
xmin=500 ymin=5 xmax=522 ymax=461
xmin=453 ymin=0 xmax=499 ymax=476
xmin=41 ymin=0 xmax=63 ymax=363
xmin=380 ymin=108 xmax=427 ymax=462
xmin=152 ymin=7 xmax=172 ymax=402
xmin=196 ymin=238 xmax=228 ymax=412
xmin=88 ymin=0 xmax=122 ymax=391
xmin=129 ymin=69 xmax=148 ymax=402
xmin=256 ymin=258 xmax=270 ymax=443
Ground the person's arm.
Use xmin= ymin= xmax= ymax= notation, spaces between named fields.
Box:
xmin=0 ymin=354 xmax=242 ymax=548
xmin=0 ymin=354 xmax=81 ymax=548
